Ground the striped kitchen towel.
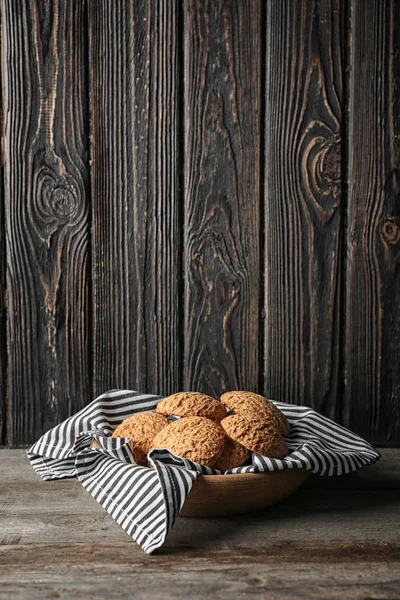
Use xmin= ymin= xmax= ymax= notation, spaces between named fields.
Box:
xmin=26 ymin=389 xmax=380 ymax=554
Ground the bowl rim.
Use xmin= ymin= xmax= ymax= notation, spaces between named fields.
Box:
xmin=195 ymin=469 xmax=308 ymax=483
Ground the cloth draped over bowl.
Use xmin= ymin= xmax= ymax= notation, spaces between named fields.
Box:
xmin=26 ymin=389 xmax=380 ymax=554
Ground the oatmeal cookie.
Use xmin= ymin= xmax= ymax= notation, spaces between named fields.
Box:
xmin=214 ymin=437 xmax=251 ymax=472
xmin=220 ymin=413 xmax=288 ymax=458
xmin=156 ymin=392 xmax=227 ymax=421
xmin=112 ymin=412 xmax=170 ymax=466
xmin=151 ymin=416 xmax=226 ymax=467
xmin=220 ymin=391 xmax=290 ymax=436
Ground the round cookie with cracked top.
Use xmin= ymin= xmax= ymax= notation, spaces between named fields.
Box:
xmin=220 ymin=391 xmax=290 ymax=436
xmin=221 ymin=414 xmax=288 ymax=458
xmin=112 ymin=412 xmax=170 ymax=466
xmin=156 ymin=392 xmax=227 ymax=421
xmin=214 ymin=437 xmax=251 ymax=472
xmin=151 ymin=416 xmax=226 ymax=467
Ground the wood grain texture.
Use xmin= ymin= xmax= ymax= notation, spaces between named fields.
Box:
xmin=0 ymin=6 xmax=6 ymax=446
xmin=1 ymin=0 xmax=399 ymax=446
xmin=180 ymin=469 xmax=308 ymax=517
xmin=263 ymin=0 xmax=344 ymax=418
xmin=184 ymin=0 xmax=261 ymax=396
xmin=345 ymin=0 xmax=400 ymax=443
xmin=1 ymin=566 xmax=399 ymax=600
xmin=1 ymin=449 xmax=400 ymax=599
xmin=2 ymin=541 xmax=400 ymax=568
xmin=89 ymin=0 xmax=181 ymax=398
xmin=2 ymin=0 xmax=90 ymax=444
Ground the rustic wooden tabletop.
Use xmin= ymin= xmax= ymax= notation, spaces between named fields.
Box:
xmin=0 ymin=448 xmax=399 ymax=599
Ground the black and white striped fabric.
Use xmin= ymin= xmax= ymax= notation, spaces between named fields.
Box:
xmin=27 ymin=389 xmax=380 ymax=554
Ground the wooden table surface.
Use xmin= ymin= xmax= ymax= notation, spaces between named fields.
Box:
xmin=1 ymin=448 xmax=399 ymax=599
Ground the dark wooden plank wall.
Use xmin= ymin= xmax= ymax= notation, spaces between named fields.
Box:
xmin=2 ymin=0 xmax=91 ymax=444
xmin=89 ymin=0 xmax=181 ymax=398
xmin=0 ymin=7 xmax=6 ymax=445
xmin=346 ymin=0 xmax=400 ymax=443
xmin=183 ymin=0 xmax=261 ymax=395
xmin=263 ymin=0 xmax=344 ymax=420
xmin=0 ymin=0 xmax=399 ymax=445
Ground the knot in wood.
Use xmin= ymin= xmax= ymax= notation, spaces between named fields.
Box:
xmin=382 ymin=218 xmax=400 ymax=245
xmin=50 ymin=185 xmax=78 ymax=219
xmin=321 ymin=143 xmax=341 ymax=184
xmin=300 ymin=124 xmax=341 ymax=219
xmin=231 ymin=281 xmax=239 ymax=295
xmin=194 ymin=252 xmax=203 ymax=267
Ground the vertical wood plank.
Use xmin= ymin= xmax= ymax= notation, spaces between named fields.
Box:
xmin=263 ymin=0 xmax=344 ymax=417
xmin=346 ymin=0 xmax=400 ymax=442
xmin=184 ymin=0 xmax=261 ymax=395
xmin=2 ymin=0 xmax=91 ymax=444
xmin=0 ymin=5 xmax=6 ymax=445
xmin=89 ymin=1 xmax=181 ymax=397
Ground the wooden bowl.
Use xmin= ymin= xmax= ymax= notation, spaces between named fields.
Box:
xmin=90 ymin=441 xmax=308 ymax=517
xmin=180 ymin=469 xmax=309 ymax=517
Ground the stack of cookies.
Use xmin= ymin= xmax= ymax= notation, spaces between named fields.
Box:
xmin=112 ymin=391 xmax=290 ymax=470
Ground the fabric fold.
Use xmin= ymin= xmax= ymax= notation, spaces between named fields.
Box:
xmin=26 ymin=388 xmax=381 ymax=554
